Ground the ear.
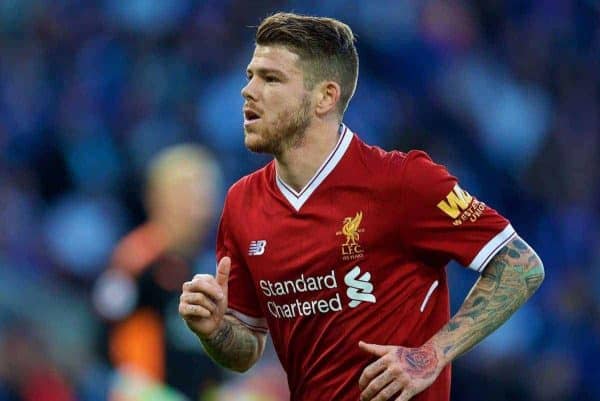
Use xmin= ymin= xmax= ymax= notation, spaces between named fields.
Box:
xmin=314 ymin=81 xmax=341 ymax=117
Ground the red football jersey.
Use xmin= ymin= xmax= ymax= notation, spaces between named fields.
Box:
xmin=217 ymin=125 xmax=515 ymax=401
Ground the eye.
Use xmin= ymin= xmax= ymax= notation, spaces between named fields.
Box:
xmin=265 ymin=75 xmax=279 ymax=83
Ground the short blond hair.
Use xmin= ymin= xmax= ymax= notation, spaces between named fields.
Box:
xmin=146 ymin=143 xmax=221 ymax=197
xmin=256 ymin=12 xmax=359 ymax=115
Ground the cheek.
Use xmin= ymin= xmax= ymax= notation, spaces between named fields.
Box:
xmin=264 ymin=88 xmax=297 ymax=115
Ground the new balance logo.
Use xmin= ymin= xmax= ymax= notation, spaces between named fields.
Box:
xmin=344 ymin=265 xmax=376 ymax=308
xmin=248 ymin=240 xmax=267 ymax=256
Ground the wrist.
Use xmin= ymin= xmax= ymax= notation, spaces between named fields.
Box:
xmin=422 ymin=339 xmax=451 ymax=369
xmin=202 ymin=319 xmax=231 ymax=342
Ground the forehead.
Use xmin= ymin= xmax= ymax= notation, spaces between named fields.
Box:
xmin=247 ymin=45 xmax=303 ymax=76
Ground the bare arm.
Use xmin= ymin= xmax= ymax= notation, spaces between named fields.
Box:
xmin=200 ymin=314 xmax=267 ymax=373
xmin=428 ymin=235 xmax=545 ymax=362
xmin=358 ymin=235 xmax=545 ymax=401
xmin=179 ymin=257 xmax=267 ymax=373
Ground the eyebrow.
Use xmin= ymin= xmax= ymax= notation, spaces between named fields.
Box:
xmin=246 ymin=67 xmax=286 ymax=77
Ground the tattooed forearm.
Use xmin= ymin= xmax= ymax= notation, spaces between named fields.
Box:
xmin=200 ymin=315 xmax=265 ymax=372
xmin=430 ymin=235 xmax=544 ymax=363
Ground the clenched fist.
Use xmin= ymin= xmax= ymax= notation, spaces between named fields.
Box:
xmin=179 ymin=256 xmax=231 ymax=338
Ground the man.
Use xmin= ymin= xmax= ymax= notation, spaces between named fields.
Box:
xmin=179 ymin=13 xmax=544 ymax=401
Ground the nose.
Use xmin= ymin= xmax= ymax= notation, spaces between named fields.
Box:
xmin=241 ymin=78 xmax=257 ymax=101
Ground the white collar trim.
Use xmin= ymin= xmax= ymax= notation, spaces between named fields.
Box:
xmin=276 ymin=124 xmax=353 ymax=211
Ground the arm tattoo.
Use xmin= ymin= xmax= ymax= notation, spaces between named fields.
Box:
xmin=200 ymin=315 xmax=262 ymax=372
xmin=432 ymin=236 xmax=544 ymax=362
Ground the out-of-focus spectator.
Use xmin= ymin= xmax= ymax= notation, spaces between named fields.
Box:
xmin=93 ymin=144 xmax=223 ymax=400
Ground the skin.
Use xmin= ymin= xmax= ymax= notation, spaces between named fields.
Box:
xmin=147 ymin=154 xmax=218 ymax=255
xmin=179 ymin=257 xmax=266 ymax=372
xmin=241 ymin=45 xmax=343 ymax=191
xmin=357 ymin=236 xmax=545 ymax=401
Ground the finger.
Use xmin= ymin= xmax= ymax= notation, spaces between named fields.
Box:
xmin=184 ymin=277 xmax=224 ymax=301
xmin=360 ymin=371 xmax=394 ymax=401
xmin=394 ymin=387 xmax=416 ymax=401
xmin=216 ymin=257 xmax=231 ymax=295
xmin=373 ymin=381 xmax=403 ymax=401
xmin=359 ymin=358 xmax=387 ymax=390
xmin=359 ymin=341 xmax=394 ymax=357
xmin=179 ymin=303 xmax=211 ymax=318
xmin=181 ymin=293 xmax=217 ymax=313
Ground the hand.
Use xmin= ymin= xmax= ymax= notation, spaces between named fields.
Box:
xmin=179 ymin=256 xmax=230 ymax=338
xmin=358 ymin=341 xmax=443 ymax=401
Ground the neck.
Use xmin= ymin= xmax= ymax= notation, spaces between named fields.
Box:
xmin=275 ymin=119 xmax=342 ymax=192
xmin=151 ymin=218 xmax=203 ymax=258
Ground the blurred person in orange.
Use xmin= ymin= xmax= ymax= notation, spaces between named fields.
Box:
xmin=93 ymin=144 xmax=224 ymax=400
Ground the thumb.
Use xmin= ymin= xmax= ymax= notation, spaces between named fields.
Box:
xmin=216 ymin=256 xmax=231 ymax=295
xmin=358 ymin=341 xmax=393 ymax=357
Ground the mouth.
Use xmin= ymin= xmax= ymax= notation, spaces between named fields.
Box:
xmin=244 ymin=108 xmax=261 ymax=125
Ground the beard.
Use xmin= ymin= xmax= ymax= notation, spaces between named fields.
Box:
xmin=244 ymin=94 xmax=312 ymax=156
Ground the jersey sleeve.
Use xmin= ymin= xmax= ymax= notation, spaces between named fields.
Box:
xmin=398 ymin=150 xmax=516 ymax=272
xmin=217 ymin=194 xmax=268 ymax=333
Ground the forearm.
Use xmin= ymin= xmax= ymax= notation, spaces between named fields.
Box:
xmin=428 ymin=236 xmax=545 ymax=364
xmin=200 ymin=315 xmax=265 ymax=372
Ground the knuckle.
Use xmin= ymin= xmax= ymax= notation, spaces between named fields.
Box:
xmin=179 ymin=304 xmax=190 ymax=317
xmin=363 ymin=385 xmax=376 ymax=399
xmin=383 ymin=354 xmax=394 ymax=364
xmin=195 ymin=274 xmax=211 ymax=283
xmin=389 ymin=363 xmax=404 ymax=377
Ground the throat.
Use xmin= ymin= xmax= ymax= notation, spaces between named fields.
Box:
xmin=275 ymin=125 xmax=343 ymax=194
xmin=275 ymin=160 xmax=312 ymax=193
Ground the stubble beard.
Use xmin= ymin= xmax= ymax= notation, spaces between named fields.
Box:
xmin=244 ymin=95 xmax=312 ymax=157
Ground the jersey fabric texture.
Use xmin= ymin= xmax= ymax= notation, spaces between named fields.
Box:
xmin=217 ymin=125 xmax=515 ymax=401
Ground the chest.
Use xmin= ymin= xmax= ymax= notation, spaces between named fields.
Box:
xmin=235 ymin=187 xmax=400 ymax=290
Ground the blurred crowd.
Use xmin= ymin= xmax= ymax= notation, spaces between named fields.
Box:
xmin=0 ymin=1 xmax=598 ymax=401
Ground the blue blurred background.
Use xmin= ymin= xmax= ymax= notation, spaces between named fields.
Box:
xmin=0 ymin=1 xmax=598 ymax=401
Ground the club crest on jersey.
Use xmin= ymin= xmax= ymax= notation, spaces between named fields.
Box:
xmin=336 ymin=211 xmax=365 ymax=261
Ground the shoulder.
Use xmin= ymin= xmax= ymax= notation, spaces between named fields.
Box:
xmin=400 ymin=150 xmax=453 ymax=183
xmin=110 ymin=223 xmax=166 ymax=275
xmin=351 ymin=135 xmax=411 ymax=173
xmin=225 ymin=162 xmax=274 ymax=204
xmin=398 ymin=150 xmax=458 ymax=206
xmin=351 ymin=136 xmax=445 ymax=181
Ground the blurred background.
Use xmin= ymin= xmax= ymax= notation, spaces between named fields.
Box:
xmin=0 ymin=1 xmax=598 ymax=400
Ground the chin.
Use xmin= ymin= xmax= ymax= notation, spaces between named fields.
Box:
xmin=244 ymin=132 xmax=271 ymax=154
